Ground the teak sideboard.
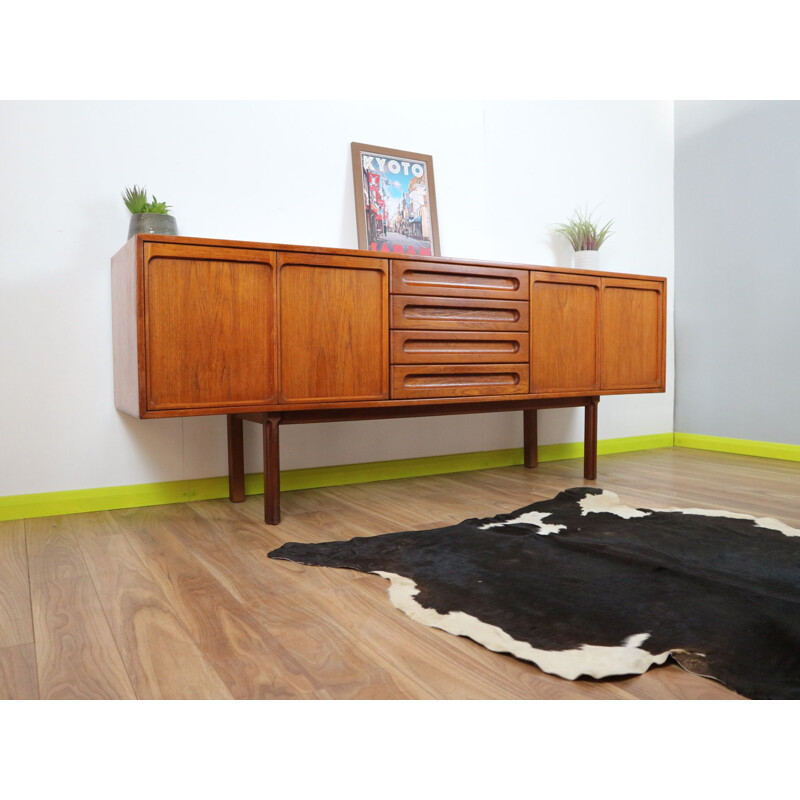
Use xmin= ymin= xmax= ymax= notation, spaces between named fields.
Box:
xmin=111 ymin=235 xmax=667 ymax=524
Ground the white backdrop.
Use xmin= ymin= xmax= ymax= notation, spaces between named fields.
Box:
xmin=0 ymin=101 xmax=674 ymax=496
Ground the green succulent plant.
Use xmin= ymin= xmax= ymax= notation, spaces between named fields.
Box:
xmin=554 ymin=207 xmax=614 ymax=251
xmin=122 ymin=185 xmax=172 ymax=215
xmin=144 ymin=196 xmax=171 ymax=214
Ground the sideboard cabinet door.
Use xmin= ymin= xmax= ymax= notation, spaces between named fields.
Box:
xmin=144 ymin=243 xmax=277 ymax=411
xmin=278 ymin=253 xmax=389 ymax=403
xmin=529 ymin=272 xmax=601 ymax=394
xmin=600 ymin=277 xmax=666 ymax=391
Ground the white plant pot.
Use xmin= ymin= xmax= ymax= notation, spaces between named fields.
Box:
xmin=573 ymin=250 xmax=599 ymax=270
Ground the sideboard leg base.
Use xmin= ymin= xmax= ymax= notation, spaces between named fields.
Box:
xmin=584 ymin=397 xmax=599 ymax=480
xmin=263 ymin=414 xmax=282 ymax=525
xmin=227 ymin=414 xmax=246 ymax=503
xmin=523 ymin=409 xmax=538 ymax=468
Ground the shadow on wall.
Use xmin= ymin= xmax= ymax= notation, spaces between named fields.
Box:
xmin=674 ymin=100 xmax=800 ymax=446
xmin=115 ymin=412 xmax=186 ymax=485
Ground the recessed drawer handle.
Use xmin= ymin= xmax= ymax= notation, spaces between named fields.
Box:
xmin=401 ymin=270 xmax=520 ymax=292
xmin=404 ymin=372 xmax=521 ymax=388
xmin=403 ymin=305 xmax=521 ymax=323
xmin=403 ymin=339 xmax=520 ymax=355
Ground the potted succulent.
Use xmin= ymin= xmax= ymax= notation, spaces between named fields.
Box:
xmin=122 ymin=185 xmax=178 ymax=239
xmin=554 ymin=207 xmax=614 ymax=269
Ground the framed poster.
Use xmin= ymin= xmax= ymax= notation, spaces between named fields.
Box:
xmin=351 ymin=142 xmax=440 ymax=256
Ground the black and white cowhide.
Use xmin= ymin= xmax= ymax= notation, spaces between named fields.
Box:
xmin=268 ymin=487 xmax=800 ymax=699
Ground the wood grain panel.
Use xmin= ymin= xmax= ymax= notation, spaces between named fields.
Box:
xmin=279 ymin=254 xmax=389 ymax=403
xmin=391 ymin=331 xmax=529 ymax=364
xmin=601 ymin=278 xmax=665 ymax=390
xmin=391 ymin=260 xmax=528 ymax=299
xmin=392 ymin=295 xmax=529 ymax=331
xmin=111 ymin=238 xmax=667 ymax=419
xmin=392 ymin=364 xmax=530 ymax=399
xmin=145 ymin=245 xmax=276 ymax=410
xmin=531 ymin=272 xmax=600 ymax=393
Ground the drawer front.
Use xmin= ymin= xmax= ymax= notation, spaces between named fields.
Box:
xmin=391 ymin=260 xmax=528 ymax=300
xmin=391 ymin=295 xmax=529 ymax=331
xmin=391 ymin=331 xmax=529 ymax=364
xmin=391 ymin=364 xmax=530 ymax=399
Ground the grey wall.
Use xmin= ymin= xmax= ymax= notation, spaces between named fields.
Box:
xmin=674 ymin=101 xmax=800 ymax=445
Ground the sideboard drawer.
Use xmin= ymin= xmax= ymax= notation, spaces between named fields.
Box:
xmin=391 ymin=260 xmax=528 ymax=300
xmin=391 ymin=330 xmax=529 ymax=364
xmin=391 ymin=364 xmax=530 ymax=399
xmin=391 ymin=295 xmax=529 ymax=331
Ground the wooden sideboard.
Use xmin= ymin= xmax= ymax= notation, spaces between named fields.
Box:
xmin=111 ymin=235 xmax=667 ymax=523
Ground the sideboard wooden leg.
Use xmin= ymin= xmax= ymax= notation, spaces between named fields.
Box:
xmin=584 ymin=397 xmax=599 ymax=480
xmin=263 ymin=413 xmax=282 ymax=525
xmin=523 ymin=408 xmax=538 ymax=468
xmin=227 ymin=414 xmax=245 ymax=503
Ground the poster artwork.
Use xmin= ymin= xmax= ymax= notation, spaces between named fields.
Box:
xmin=359 ymin=152 xmax=435 ymax=255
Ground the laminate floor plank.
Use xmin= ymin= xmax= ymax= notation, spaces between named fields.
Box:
xmin=182 ymin=503 xmax=438 ymax=698
xmin=295 ymin=482 xmax=461 ymax=532
xmin=0 ymin=643 xmax=39 ymax=700
xmin=615 ymin=662 xmax=743 ymax=700
xmin=31 ymin=574 xmax=137 ymax=700
xmin=189 ymin=503 xmax=378 ymax=598
xmin=113 ymin=505 xmax=321 ymax=699
xmin=25 ymin=515 xmax=89 ymax=585
xmin=0 ymin=520 xmax=34 ymax=649
xmin=26 ymin=516 xmax=136 ymax=700
xmin=73 ymin=512 xmax=234 ymax=700
xmin=244 ymin=586 xmax=435 ymax=699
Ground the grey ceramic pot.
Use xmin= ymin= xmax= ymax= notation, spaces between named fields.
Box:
xmin=128 ymin=213 xmax=178 ymax=238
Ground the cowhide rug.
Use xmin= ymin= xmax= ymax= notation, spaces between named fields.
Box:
xmin=268 ymin=487 xmax=800 ymax=699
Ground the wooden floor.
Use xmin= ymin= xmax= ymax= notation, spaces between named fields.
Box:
xmin=2 ymin=446 xmax=799 ymax=700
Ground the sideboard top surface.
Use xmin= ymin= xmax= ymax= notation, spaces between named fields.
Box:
xmin=112 ymin=234 xmax=666 ymax=285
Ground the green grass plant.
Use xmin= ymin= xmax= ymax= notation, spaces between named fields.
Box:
xmin=554 ymin=207 xmax=614 ymax=251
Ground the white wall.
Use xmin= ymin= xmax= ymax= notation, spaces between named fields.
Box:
xmin=0 ymin=101 xmax=674 ymax=497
